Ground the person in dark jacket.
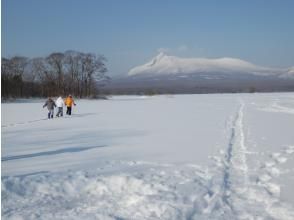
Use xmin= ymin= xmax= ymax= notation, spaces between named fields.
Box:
xmin=43 ymin=97 xmax=56 ymax=119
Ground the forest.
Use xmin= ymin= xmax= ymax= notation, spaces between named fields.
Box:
xmin=1 ymin=51 xmax=109 ymax=99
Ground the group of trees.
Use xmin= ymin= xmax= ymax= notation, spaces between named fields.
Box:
xmin=2 ymin=51 xmax=109 ymax=99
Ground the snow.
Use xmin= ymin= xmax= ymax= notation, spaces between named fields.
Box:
xmin=280 ymin=67 xmax=294 ymax=78
xmin=289 ymin=67 xmax=294 ymax=74
xmin=128 ymin=53 xmax=281 ymax=76
xmin=2 ymin=93 xmax=294 ymax=219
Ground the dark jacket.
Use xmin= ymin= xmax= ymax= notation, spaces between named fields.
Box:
xmin=43 ymin=99 xmax=56 ymax=110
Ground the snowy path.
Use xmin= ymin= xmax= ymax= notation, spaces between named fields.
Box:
xmin=199 ymin=101 xmax=294 ymax=219
xmin=199 ymin=101 xmax=249 ymax=219
xmin=2 ymin=93 xmax=294 ymax=219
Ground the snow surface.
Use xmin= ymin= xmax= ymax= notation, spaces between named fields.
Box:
xmin=128 ymin=53 xmax=281 ymax=76
xmin=2 ymin=93 xmax=294 ymax=219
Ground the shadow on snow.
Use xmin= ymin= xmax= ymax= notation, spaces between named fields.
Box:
xmin=2 ymin=145 xmax=106 ymax=162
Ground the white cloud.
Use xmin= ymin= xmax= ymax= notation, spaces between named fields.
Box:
xmin=157 ymin=47 xmax=170 ymax=54
xmin=178 ymin=45 xmax=188 ymax=52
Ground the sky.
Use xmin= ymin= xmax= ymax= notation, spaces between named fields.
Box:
xmin=2 ymin=0 xmax=294 ymax=76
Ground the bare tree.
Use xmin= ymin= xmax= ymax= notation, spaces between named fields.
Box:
xmin=30 ymin=57 xmax=52 ymax=96
xmin=80 ymin=53 xmax=108 ymax=97
xmin=46 ymin=52 xmax=65 ymax=95
xmin=1 ymin=58 xmax=12 ymax=98
xmin=1 ymin=51 xmax=108 ymax=98
xmin=6 ymin=56 xmax=28 ymax=97
xmin=64 ymin=51 xmax=83 ymax=96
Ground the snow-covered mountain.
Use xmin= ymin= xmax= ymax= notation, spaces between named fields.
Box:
xmin=102 ymin=54 xmax=294 ymax=94
xmin=289 ymin=67 xmax=294 ymax=74
xmin=281 ymin=66 xmax=294 ymax=78
xmin=128 ymin=53 xmax=283 ymax=77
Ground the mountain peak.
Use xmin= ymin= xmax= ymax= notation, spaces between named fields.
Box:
xmin=155 ymin=52 xmax=167 ymax=60
xmin=148 ymin=52 xmax=167 ymax=67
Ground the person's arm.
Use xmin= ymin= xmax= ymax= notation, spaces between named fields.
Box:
xmin=43 ymin=101 xmax=47 ymax=108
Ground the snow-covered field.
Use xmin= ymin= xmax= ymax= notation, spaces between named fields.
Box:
xmin=2 ymin=93 xmax=294 ymax=220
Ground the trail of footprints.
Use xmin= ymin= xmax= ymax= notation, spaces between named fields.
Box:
xmin=258 ymin=145 xmax=294 ymax=196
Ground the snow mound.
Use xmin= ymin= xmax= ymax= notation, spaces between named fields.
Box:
xmin=2 ymin=166 xmax=209 ymax=220
xmin=3 ymin=162 xmax=294 ymax=220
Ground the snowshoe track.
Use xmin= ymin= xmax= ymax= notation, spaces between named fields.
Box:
xmin=201 ymin=101 xmax=294 ymax=220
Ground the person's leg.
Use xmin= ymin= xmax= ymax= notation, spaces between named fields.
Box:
xmin=68 ymin=107 xmax=72 ymax=115
xmin=60 ymin=107 xmax=63 ymax=117
xmin=48 ymin=109 xmax=52 ymax=119
xmin=56 ymin=107 xmax=62 ymax=117
xmin=66 ymin=107 xmax=70 ymax=115
xmin=50 ymin=109 xmax=54 ymax=118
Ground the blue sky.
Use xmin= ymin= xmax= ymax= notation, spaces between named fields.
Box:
xmin=2 ymin=0 xmax=294 ymax=76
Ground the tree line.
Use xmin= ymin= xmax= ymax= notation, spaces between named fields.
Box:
xmin=1 ymin=51 xmax=109 ymax=99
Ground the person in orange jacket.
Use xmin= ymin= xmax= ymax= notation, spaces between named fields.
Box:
xmin=64 ymin=94 xmax=76 ymax=115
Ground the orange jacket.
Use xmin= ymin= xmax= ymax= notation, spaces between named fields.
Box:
xmin=64 ymin=97 xmax=75 ymax=107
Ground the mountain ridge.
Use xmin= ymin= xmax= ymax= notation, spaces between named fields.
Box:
xmin=128 ymin=53 xmax=291 ymax=78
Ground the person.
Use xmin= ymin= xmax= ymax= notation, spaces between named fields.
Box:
xmin=64 ymin=94 xmax=76 ymax=115
xmin=43 ymin=97 xmax=56 ymax=119
xmin=55 ymin=96 xmax=64 ymax=117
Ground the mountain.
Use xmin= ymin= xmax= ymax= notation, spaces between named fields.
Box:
xmin=102 ymin=54 xmax=294 ymax=94
xmin=128 ymin=53 xmax=281 ymax=77
xmin=281 ymin=67 xmax=294 ymax=78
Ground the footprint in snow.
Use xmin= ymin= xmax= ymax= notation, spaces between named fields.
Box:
xmin=271 ymin=152 xmax=281 ymax=159
xmin=263 ymin=161 xmax=276 ymax=168
xmin=275 ymin=157 xmax=288 ymax=164
xmin=271 ymin=152 xmax=288 ymax=164
xmin=284 ymin=146 xmax=294 ymax=154
xmin=258 ymin=174 xmax=272 ymax=182
xmin=267 ymin=167 xmax=281 ymax=178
